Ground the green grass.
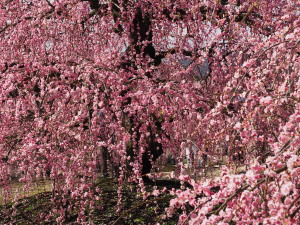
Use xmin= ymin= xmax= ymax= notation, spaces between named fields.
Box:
xmin=0 ymin=179 xmax=52 ymax=205
xmin=0 ymin=177 xmax=180 ymax=224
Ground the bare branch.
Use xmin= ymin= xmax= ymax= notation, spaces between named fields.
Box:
xmin=45 ymin=0 xmax=55 ymax=9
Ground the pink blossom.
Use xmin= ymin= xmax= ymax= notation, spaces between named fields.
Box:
xmin=280 ymin=182 xmax=293 ymax=196
xmin=259 ymin=96 xmax=272 ymax=106
xmin=1 ymin=1 xmax=300 ymax=224
xmin=234 ymin=122 xmax=242 ymax=130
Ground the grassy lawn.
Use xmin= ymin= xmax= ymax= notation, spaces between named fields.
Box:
xmin=0 ymin=179 xmax=52 ymax=205
xmin=0 ymin=177 xmax=180 ymax=224
xmin=0 ymin=163 xmax=233 ymax=224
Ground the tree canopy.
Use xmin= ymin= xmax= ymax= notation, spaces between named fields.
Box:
xmin=0 ymin=0 xmax=299 ymax=224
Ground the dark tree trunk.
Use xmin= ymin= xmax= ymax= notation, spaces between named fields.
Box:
xmin=142 ymin=141 xmax=163 ymax=182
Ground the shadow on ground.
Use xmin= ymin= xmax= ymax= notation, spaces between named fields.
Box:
xmin=0 ymin=177 xmax=180 ymax=225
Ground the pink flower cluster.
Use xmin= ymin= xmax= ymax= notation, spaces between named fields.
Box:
xmin=167 ymin=152 xmax=299 ymax=224
xmin=0 ymin=0 xmax=299 ymax=224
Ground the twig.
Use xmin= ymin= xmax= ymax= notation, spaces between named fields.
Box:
xmin=290 ymin=205 xmax=300 ymax=219
xmin=240 ymin=2 xmax=258 ymax=24
xmin=207 ymin=183 xmax=250 ymax=216
xmin=45 ymin=0 xmax=55 ymax=9
xmin=273 ymin=139 xmax=292 ymax=159
xmin=288 ymin=195 xmax=300 ymax=214
xmin=257 ymin=42 xmax=284 ymax=59
xmin=180 ymin=198 xmax=212 ymax=225
xmin=228 ymin=1 xmax=258 ymax=41
xmin=206 ymin=163 xmax=290 ymax=216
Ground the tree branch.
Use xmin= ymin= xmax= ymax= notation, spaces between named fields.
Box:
xmin=206 ymin=140 xmax=293 ymax=217
xmin=45 ymin=0 xmax=55 ymax=9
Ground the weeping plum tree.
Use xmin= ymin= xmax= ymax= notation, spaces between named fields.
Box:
xmin=0 ymin=0 xmax=299 ymax=223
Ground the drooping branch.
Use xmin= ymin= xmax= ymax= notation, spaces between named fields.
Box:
xmin=206 ymin=163 xmax=292 ymax=217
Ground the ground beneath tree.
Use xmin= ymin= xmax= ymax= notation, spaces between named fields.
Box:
xmin=0 ymin=164 xmax=240 ymax=224
xmin=0 ymin=177 xmax=181 ymax=225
